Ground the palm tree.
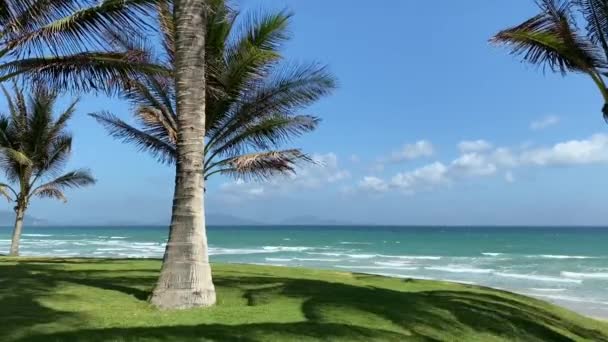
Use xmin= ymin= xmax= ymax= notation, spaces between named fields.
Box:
xmin=492 ymin=0 xmax=608 ymax=119
xmin=90 ymin=1 xmax=335 ymax=181
xmin=0 ymin=0 xmax=169 ymax=91
xmin=90 ymin=0 xmax=336 ymax=309
xmin=0 ymin=84 xmax=95 ymax=256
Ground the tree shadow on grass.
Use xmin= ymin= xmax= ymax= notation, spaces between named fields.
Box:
xmin=0 ymin=263 xmax=78 ymax=341
xmin=16 ymin=322 xmax=410 ymax=342
xmin=4 ymin=261 xmax=608 ymax=342
xmin=217 ymin=275 xmax=608 ymax=342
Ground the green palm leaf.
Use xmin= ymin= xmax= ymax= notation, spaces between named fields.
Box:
xmin=93 ymin=0 xmax=336 ymax=182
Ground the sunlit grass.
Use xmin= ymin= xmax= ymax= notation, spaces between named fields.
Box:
xmin=1 ymin=258 xmax=607 ymax=341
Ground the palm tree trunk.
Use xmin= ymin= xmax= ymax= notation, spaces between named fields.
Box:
xmin=9 ymin=206 xmax=25 ymax=256
xmin=150 ymin=0 xmax=215 ymax=309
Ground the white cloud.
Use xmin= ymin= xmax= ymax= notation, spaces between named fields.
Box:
xmin=491 ymin=148 xmax=518 ymax=168
xmin=458 ymin=140 xmax=493 ymax=153
xmin=520 ymin=134 xmax=608 ymax=166
xmin=390 ymin=140 xmax=434 ymax=162
xmin=361 ymin=133 xmax=608 ymax=196
xmin=350 ymin=154 xmax=360 ymax=163
xmin=391 ymin=162 xmax=449 ymax=191
xmin=359 ymin=176 xmax=389 ymax=193
xmin=530 ymin=115 xmax=560 ymax=130
xmin=451 ymin=153 xmax=497 ymax=176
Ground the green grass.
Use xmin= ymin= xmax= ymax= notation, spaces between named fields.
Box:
xmin=1 ymin=258 xmax=608 ymax=341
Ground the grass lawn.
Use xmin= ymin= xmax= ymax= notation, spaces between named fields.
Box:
xmin=1 ymin=258 xmax=608 ymax=341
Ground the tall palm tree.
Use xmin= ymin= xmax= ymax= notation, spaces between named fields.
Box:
xmin=0 ymin=84 xmax=95 ymax=256
xmin=492 ymin=0 xmax=608 ymax=120
xmin=90 ymin=0 xmax=335 ymax=309
xmin=0 ymin=0 xmax=169 ymax=92
xmin=90 ymin=1 xmax=335 ymax=182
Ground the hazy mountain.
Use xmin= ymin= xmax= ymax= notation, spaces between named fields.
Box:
xmin=278 ymin=215 xmax=352 ymax=226
xmin=0 ymin=210 xmax=49 ymax=226
xmin=207 ymin=213 xmax=262 ymax=226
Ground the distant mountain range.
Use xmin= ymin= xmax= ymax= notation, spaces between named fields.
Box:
xmin=0 ymin=211 xmax=350 ymax=227
xmin=278 ymin=215 xmax=352 ymax=226
xmin=0 ymin=210 xmax=49 ymax=226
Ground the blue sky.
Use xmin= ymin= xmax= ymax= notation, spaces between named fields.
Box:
xmin=4 ymin=0 xmax=608 ymax=225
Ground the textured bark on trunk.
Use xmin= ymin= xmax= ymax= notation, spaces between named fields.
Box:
xmin=9 ymin=206 xmax=25 ymax=257
xmin=150 ymin=0 xmax=216 ymax=309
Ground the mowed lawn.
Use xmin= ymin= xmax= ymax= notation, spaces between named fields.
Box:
xmin=1 ymin=258 xmax=608 ymax=341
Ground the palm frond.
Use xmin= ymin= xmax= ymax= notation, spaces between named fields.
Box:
xmin=0 ymin=147 xmax=33 ymax=167
xmin=574 ymin=0 xmax=608 ymax=56
xmin=0 ymin=0 xmax=86 ymax=39
xmin=5 ymin=0 xmax=157 ymax=58
xmin=31 ymin=186 xmax=67 ymax=202
xmin=208 ymin=114 xmax=320 ymax=160
xmin=30 ymin=169 xmax=95 ymax=202
xmin=491 ymin=0 xmax=607 ymax=74
xmin=90 ymin=111 xmax=176 ymax=164
xmin=0 ymin=182 xmax=16 ymax=201
xmin=207 ymin=63 xmax=335 ymax=148
xmin=206 ymin=149 xmax=312 ymax=181
xmin=0 ymin=52 xmax=172 ymax=93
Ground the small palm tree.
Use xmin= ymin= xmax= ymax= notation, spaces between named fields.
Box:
xmin=0 ymin=84 xmax=95 ymax=256
xmin=0 ymin=0 xmax=169 ymax=91
xmin=90 ymin=0 xmax=336 ymax=308
xmin=90 ymin=0 xmax=336 ymax=181
xmin=492 ymin=0 xmax=608 ymax=119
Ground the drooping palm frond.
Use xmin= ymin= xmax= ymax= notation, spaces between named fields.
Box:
xmin=5 ymin=0 xmax=157 ymax=58
xmin=0 ymin=182 xmax=15 ymax=202
xmin=0 ymin=52 xmax=173 ymax=92
xmin=208 ymin=115 xmax=320 ymax=160
xmin=574 ymin=0 xmax=608 ymax=56
xmin=492 ymin=0 xmax=607 ymax=74
xmin=206 ymin=149 xmax=312 ymax=181
xmin=93 ymin=0 xmax=336 ymax=182
xmin=0 ymin=0 xmax=161 ymax=93
xmin=30 ymin=169 xmax=95 ymax=202
xmin=89 ymin=111 xmax=176 ymax=164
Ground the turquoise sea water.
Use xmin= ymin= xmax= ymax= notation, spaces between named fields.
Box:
xmin=2 ymin=225 xmax=608 ymax=317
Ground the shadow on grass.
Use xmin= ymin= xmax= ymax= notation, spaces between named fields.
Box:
xmin=2 ymin=260 xmax=608 ymax=341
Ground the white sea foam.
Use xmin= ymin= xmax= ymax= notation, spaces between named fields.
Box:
xmin=22 ymin=234 xmax=52 ymax=237
xmin=495 ymin=272 xmax=582 ymax=284
xmin=374 ymin=261 xmax=414 ymax=267
xmin=209 ymin=247 xmax=275 ymax=255
xmin=262 ymin=246 xmax=312 ymax=252
xmin=110 ymin=236 xmax=127 ymax=239
xmin=425 ymin=266 xmax=494 ymax=274
xmin=529 ymin=293 xmax=608 ymax=305
xmin=346 ymin=254 xmax=377 ymax=259
xmin=307 ymin=252 xmax=344 ymax=257
xmin=531 ymin=255 xmax=596 ymax=259
xmin=482 ymin=252 xmax=504 ymax=257
xmin=380 ymin=255 xmax=442 ymax=260
xmin=530 ymin=288 xmax=567 ymax=292
xmin=339 ymin=242 xmax=372 ymax=245
xmin=561 ymin=271 xmax=608 ymax=280
xmin=295 ymin=258 xmax=341 ymax=262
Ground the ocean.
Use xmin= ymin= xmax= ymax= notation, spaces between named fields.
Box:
xmin=2 ymin=225 xmax=608 ymax=317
